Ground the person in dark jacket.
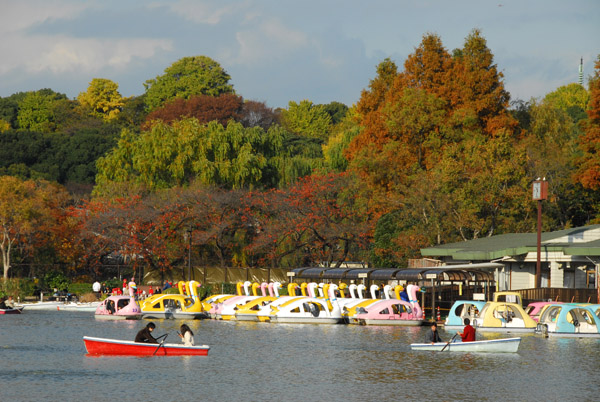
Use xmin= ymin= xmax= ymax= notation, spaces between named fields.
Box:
xmin=424 ymin=322 xmax=443 ymax=344
xmin=135 ymin=322 xmax=159 ymax=343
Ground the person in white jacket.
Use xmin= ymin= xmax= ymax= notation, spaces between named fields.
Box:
xmin=179 ymin=324 xmax=195 ymax=346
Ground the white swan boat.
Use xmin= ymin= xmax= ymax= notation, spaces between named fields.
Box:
xmin=411 ymin=337 xmax=521 ymax=353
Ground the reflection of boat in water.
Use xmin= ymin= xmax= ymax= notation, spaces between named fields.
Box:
xmin=83 ymin=336 xmax=210 ymax=356
xmin=535 ymin=303 xmax=600 ymax=337
xmin=411 ymin=337 xmax=521 ymax=353
xmin=95 ymin=296 xmax=141 ymax=320
xmin=444 ymin=300 xmax=486 ymax=330
xmin=140 ymin=294 xmax=208 ymax=319
xmin=473 ymin=302 xmax=537 ymax=332
xmin=351 ymin=299 xmax=423 ymax=326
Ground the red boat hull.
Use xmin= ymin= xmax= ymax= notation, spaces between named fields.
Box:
xmin=83 ymin=336 xmax=210 ymax=356
xmin=0 ymin=308 xmax=22 ymax=314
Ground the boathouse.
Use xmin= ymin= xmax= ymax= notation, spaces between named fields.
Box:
xmin=420 ymin=224 xmax=600 ymax=304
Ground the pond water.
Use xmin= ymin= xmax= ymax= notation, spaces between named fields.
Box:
xmin=1 ymin=310 xmax=599 ymax=401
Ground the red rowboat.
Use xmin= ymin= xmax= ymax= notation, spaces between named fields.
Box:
xmin=83 ymin=336 xmax=210 ymax=356
xmin=0 ymin=307 xmax=23 ymax=314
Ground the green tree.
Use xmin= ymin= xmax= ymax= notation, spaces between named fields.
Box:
xmin=280 ymin=100 xmax=332 ymax=140
xmin=16 ymin=90 xmax=69 ymax=133
xmin=144 ymin=56 xmax=234 ymax=111
xmin=543 ymin=83 xmax=590 ymax=122
xmin=77 ymin=78 xmax=126 ymax=121
xmin=94 ymin=118 xmax=285 ymax=194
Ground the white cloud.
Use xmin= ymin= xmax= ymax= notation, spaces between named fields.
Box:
xmin=0 ymin=0 xmax=88 ymax=33
xmin=227 ymin=19 xmax=309 ymax=65
xmin=165 ymin=0 xmax=241 ymax=24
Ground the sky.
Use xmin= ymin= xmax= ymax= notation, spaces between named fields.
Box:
xmin=1 ymin=0 xmax=599 ymax=109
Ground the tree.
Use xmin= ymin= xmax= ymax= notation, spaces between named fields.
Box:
xmin=144 ymin=93 xmax=243 ymax=128
xmin=144 ymin=56 xmax=234 ymax=111
xmin=16 ymin=90 xmax=69 ymax=133
xmin=280 ymin=100 xmax=332 ymax=140
xmin=575 ymin=56 xmax=600 ymax=191
xmin=77 ymin=78 xmax=126 ymax=121
xmin=543 ymin=83 xmax=590 ymax=122
xmin=94 ymin=118 xmax=285 ymax=194
xmin=0 ymin=176 xmax=70 ymax=279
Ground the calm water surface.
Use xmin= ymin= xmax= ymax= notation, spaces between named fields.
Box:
xmin=1 ymin=310 xmax=599 ymax=401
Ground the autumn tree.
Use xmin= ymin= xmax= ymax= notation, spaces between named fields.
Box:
xmin=144 ymin=93 xmax=243 ymax=128
xmin=575 ymin=56 xmax=600 ymax=192
xmin=144 ymin=56 xmax=234 ymax=111
xmin=77 ymin=78 xmax=126 ymax=121
xmin=0 ymin=176 xmax=71 ymax=279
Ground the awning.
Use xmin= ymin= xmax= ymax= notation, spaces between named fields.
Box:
xmin=394 ymin=269 xmax=427 ymax=281
xmin=288 ymin=267 xmax=310 ymax=277
xmin=422 ymin=269 xmax=470 ymax=281
xmin=321 ymin=268 xmax=352 ymax=279
xmin=296 ymin=268 xmax=327 ymax=279
xmin=344 ymin=269 xmax=374 ymax=279
xmin=370 ymin=269 xmax=401 ymax=280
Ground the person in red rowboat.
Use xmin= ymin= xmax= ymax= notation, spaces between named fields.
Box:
xmin=458 ymin=318 xmax=476 ymax=342
xmin=178 ymin=324 xmax=195 ymax=346
xmin=135 ymin=322 xmax=159 ymax=344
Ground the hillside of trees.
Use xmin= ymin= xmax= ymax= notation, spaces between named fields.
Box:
xmin=1 ymin=31 xmax=600 ymax=282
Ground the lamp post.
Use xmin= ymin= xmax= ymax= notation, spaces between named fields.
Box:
xmin=532 ymin=179 xmax=548 ymax=288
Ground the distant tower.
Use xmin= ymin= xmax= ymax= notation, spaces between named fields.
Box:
xmin=579 ymin=58 xmax=583 ymax=86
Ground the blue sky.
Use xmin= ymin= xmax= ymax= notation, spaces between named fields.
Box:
xmin=1 ymin=0 xmax=598 ymax=109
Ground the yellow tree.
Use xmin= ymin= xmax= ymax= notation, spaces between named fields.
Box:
xmin=77 ymin=78 xmax=126 ymax=121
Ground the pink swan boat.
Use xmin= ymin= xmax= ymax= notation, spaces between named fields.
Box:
xmin=95 ymin=295 xmax=142 ymax=320
xmin=351 ymin=299 xmax=424 ymax=326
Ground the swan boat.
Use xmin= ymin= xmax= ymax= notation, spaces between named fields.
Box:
xmin=535 ymin=303 xmax=600 ymax=337
xmin=140 ymin=294 xmax=208 ymax=319
xmin=95 ymin=295 xmax=141 ymax=320
xmin=83 ymin=336 xmax=210 ymax=356
xmin=444 ymin=300 xmax=486 ymax=330
xmin=351 ymin=299 xmax=424 ymax=326
xmin=411 ymin=337 xmax=521 ymax=353
xmin=472 ymin=302 xmax=537 ymax=332
xmin=266 ymin=297 xmax=343 ymax=324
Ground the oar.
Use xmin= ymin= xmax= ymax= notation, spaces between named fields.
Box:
xmin=440 ymin=333 xmax=458 ymax=352
xmin=152 ymin=333 xmax=168 ymax=355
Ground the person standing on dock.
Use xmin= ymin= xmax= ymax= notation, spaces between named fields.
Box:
xmin=458 ymin=318 xmax=476 ymax=342
xmin=424 ymin=322 xmax=443 ymax=344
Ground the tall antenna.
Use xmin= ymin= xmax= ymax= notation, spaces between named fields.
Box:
xmin=579 ymin=57 xmax=583 ymax=86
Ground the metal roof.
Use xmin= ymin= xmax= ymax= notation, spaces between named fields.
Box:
xmin=420 ymin=225 xmax=600 ymax=260
xmin=296 ymin=268 xmax=327 ymax=279
xmin=321 ymin=268 xmax=352 ymax=279
xmin=370 ymin=269 xmax=401 ymax=280
xmin=344 ymin=269 xmax=374 ymax=279
xmin=394 ymin=269 xmax=426 ymax=281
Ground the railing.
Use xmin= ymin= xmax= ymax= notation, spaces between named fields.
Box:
xmin=511 ymin=288 xmax=599 ymax=305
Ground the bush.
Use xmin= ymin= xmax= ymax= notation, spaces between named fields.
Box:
xmin=78 ymin=292 xmax=98 ymax=302
xmin=44 ymin=270 xmax=70 ymax=291
xmin=68 ymin=283 xmax=92 ymax=295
